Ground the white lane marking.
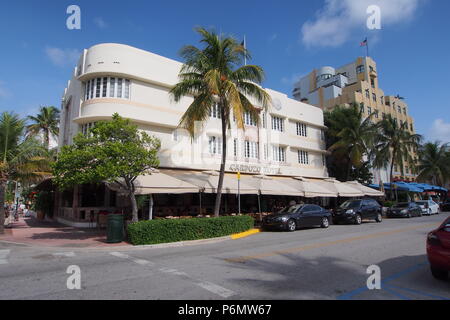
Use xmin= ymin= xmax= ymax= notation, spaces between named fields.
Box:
xmin=109 ymin=251 xmax=236 ymax=298
xmin=110 ymin=252 xmax=130 ymax=259
xmin=0 ymin=249 xmax=11 ymax=265
xmin=53 ymin=252 xmax=75 ymax=258
xmin=197 ymin=281 xmax=236 ymax=298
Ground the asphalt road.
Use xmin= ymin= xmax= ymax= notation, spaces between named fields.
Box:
xmin=0 ymin=213 xmax=449 ymax=300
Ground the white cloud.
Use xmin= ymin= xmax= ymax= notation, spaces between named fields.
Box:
xmin=94 ymin=17 xmax=108 ymax=29
xmin=301 ymin=0 xmax=422 ymax=47
xmin=429 ymin=119 xmax=450 ymax=143
xmin=45 ymin=47 xmax=81 ymax=67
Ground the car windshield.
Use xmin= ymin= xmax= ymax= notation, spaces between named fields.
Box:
xmin=395 ymin=203 xmax=410 ymax=208
xmin=340 ymin=201 xmax=361 ymax=209
xmin=278 ymin=204 xmax=303 ymax=214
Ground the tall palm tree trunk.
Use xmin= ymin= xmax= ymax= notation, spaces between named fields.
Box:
xmin=389 ymin=151 xmax=396 ymax=200
xmin=0 ymin=180 xmax=6 ymax=234
xmin=214 ymin=104 xmax=227 ymax=217
xmin=44 ymin=129 xmax=50 ymax=150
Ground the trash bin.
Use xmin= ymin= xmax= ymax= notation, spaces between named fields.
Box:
xmin=106 ymin=213 xmax=124 ymax=243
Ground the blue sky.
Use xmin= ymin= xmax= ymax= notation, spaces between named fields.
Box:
xmin=0 ymin=0 xmax=449 ymax=142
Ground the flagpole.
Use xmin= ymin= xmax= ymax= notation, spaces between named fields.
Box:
xmin=366 ymin=37 xmax=370 ymax=57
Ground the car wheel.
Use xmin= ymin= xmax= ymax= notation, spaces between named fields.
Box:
xmin=431 ymin=266 xmax=448 ymax=280
xmin=287 ymin=219 xmax=296 ymax=232
xmin=375 ymin=213 xmax=382 ymax=223
xmin=407 ymin=213 xmax=411 ymax=218
xmin=354 ymin=214 xmax=362 ymax=225
xmin=321 ymin=217 xmax=330 ymax=228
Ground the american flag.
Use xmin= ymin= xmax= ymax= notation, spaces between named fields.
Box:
xmin=360 ymin=38 xmax=368 ymax=47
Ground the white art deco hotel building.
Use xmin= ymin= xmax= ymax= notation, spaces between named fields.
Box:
xmin=56 ymin=43 xmax=336 ymax=225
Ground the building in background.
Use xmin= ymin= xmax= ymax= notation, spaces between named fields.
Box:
xmin=293 ymin=56 xmax=418 ymax=184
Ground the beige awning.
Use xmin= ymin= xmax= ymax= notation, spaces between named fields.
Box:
xmin=239 ymin=175 xmax=301 ymax=196
xmin=343 ymin=181 xmax=385 ymax=197
xmin=162 ymin=169 xmax=256 ymax=194
xmin=311 ymin=178 xmax=365 ymax=197
xmin=107 ymin=170 xmax=200 ymax=195
xmin=276 ymin=177 xmax=338 ymax=198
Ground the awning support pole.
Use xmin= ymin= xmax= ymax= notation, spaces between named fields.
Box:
xmin=148 ymin=194 xmax=154 ymax=220
xmin=258 ymin=192 xmax=262 ymax=213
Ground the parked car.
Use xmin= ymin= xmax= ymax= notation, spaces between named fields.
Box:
xmin=262 ymin=204 xmax=332 ymax=232
xmin=440 ymin=201 xmax=450 ymax=212
xmin=333 ymin=199 xmax=382 ymax=225
xmin=386 ymin=202 xmax=422 ymax=218
xmin=427 ymin=216 xmax=450 ymax=280
xmin=415 ymin=200 xmax=440 ymax=215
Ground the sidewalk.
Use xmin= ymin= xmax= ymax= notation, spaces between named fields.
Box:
xmin=0 ymin=216 xmax=130 ymax=248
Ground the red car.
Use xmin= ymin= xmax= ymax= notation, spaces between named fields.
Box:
xmin=427 ymin=216 xmax=450 ymax=280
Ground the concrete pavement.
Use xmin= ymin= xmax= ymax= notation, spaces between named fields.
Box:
xmin=0 ymin=213 xmax=449 ymax=300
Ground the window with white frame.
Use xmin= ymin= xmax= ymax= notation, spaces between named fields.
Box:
xmin=244 ymin=141 xmax=259 ymax=159
xmin=298 ymin=150 xmax=309 ymax=165
xmin=210 ymin=103 xmax=221 ymax=119
xmin=81 ymin=122 xmax=97 ymax=136
xmin=85 ymin=77 xmax=131 ymax=101
xmin=262 ymin=112 xmax=266 ymax=128
xmin=233 ymin=139 xmax=238 ymax=157
xmin=272 ymin=146 xmax=286 ymax=162
xmin=272 ymin=116 xmax=284 ymax=132
xmin=296 ymin=122 xmax=308 ymax=137
xmin=208 ymin=136 xmax=222 ymax=155
xmin=244 ymin=112 xmax=257 ymax=126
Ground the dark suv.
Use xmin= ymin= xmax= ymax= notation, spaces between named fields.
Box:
xmin=333 ymin=199 xmax=382 ymax=225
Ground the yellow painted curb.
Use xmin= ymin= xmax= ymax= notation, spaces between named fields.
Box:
xmin=231 ymin=228 xmax=260 ymax=240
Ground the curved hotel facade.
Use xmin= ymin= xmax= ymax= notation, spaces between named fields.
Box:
xmin=60 ymin=43 xmax=329 ymax=178
xmin=56 ymin=43 xmax=332 ymax=226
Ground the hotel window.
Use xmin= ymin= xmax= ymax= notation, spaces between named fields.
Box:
xmin=371 ymin=78 xmax=375 ymax=88
xmin=95 ymin=78 xmax=101 ymax=98
xmin=244 ymin=141 xmax=259 ymax=159
xmin=81 ymin=122 xmax=97 ymax=136
xmin=298 ymin=150 xmax=309 ymax=165
xmin=360 ymin=103 xmax=365 ymax=113
xmin=233 ymin=139 xmax=238 ymax=157
xmin=244 ymin=112 xmax=257 ymax=126
xmin=109 ymin=78 xmax=116 ymax=97
xmin=272 ymin=146 xmax=286 ymax=162
xmin=210 ymin=103 xmax=221 ymax=119
xmin=397 ymin=106 xmax=401 ymax=113
xmin=296 ymin=123 xmax=307 ymax=137
xmin=262 ymin=113 xmax=266 ymax=128
xmin=367 ymin=107 xmax=372 ymax=115
xmin=375 ymin=110 xmax=379 ymax=119
xmin=172 ymin=130 xmax=179 ymax=142
xmin=102 ymin=77 xmax=108 ymax=97
xmin=85 ymin=77 xmax=132 ymax=100
xmin=382 ymin=112 xmax=386 ymax=119
xmin=117 ymin=79 xmax=123 ymax=98
xmin=372 ymin=93 xmax=376 ymax=102
xmin=208 ymin=136 xmax=222 ymax=155
xmin=403 ymin=107 xmax=407 ymax=115
xmin=365 ymin=89 xmax=370 ymax=99
xmin=356 ymin=65 xmax=365 ymax=74
xmin=381 ymin=96 xmax=384 ymax=105
xmin=271 ymin=116 xmax=284 ymax=132
xmin=410 ymin=123 xmax=414 ymax=131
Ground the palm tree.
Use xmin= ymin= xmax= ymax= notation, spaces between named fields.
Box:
xmin=26 ymin=106 xmax=60 ymax=150
xmin=170 ymin=28 xmax=271 ymax=216
xmin=373 ymin=114 xmax=422 ymax=193
xmin=325 ymin=103 xmax=377 ymax=181
xmin=416 ymin=141 xmax=449 ymax=186
xmin=0 ymin=112 xmax=49 ymax=234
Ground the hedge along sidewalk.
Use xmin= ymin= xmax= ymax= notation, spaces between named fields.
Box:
xmin=127 ymin=215 xmax=255 ymax=246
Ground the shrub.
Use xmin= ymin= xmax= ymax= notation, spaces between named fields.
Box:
xmin=127 ymin=215 xmax=254 ymax=245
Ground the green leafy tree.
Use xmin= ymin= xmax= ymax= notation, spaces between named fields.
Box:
xmin=53 ymin=113 xmax=161 ymax=223
xmin=0 ymin=112 xmax=48 ymax=234
xmin=26 ymin=106 xmax=60 ymax=150
xmin=170 ymin=27 xmax=271 ymax=216
xmin=416 ymin=141 xmax=449 ymax=186
xmin=373 ymin=114 xmax=422 ymax=191
xmin=325 ymin=103 xmax=376 ymax=181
